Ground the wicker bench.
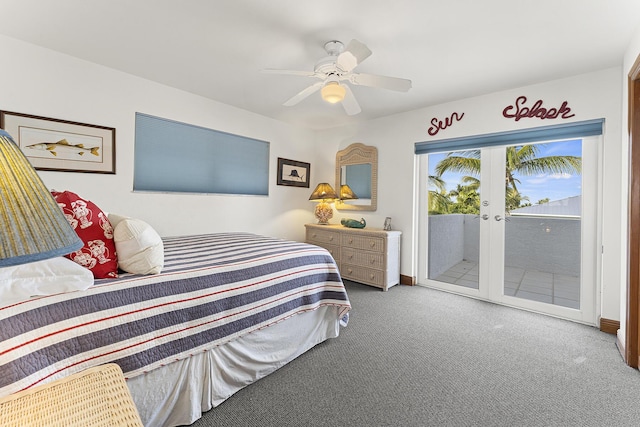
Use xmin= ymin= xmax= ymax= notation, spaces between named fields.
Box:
xmin=0 ymin=364 xmax=143 ymax=426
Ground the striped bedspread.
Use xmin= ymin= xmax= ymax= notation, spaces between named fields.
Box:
xmin=0 ymin=233 xmax=350 ymax=398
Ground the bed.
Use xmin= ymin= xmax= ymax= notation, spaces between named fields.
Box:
xmin=0 ymin=232 xmax=350 ymax=426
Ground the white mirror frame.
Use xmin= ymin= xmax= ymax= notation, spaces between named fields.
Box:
xmin=335 ymin=143 xmax=377 ymax=211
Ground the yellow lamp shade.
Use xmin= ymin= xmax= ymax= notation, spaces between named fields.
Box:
xmin=309 ymin=183 xmax=338 ymax=201
xmin=339 ymin=184 xmax=359 ymax=200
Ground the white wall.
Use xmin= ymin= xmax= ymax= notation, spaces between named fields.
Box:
xmin=0 ymin=34 xmax=333 ymax=242
xmin=618 ymin=25 xmax=640 ymax=347
xmin=320 ymin=67 xmax=624 ymax=322
xmin=0 ymin=33 xmax=630 ymax=324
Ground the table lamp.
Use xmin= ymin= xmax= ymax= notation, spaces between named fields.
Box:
xmin=309 ymin=183 xmax=338 ymax=225
xmin=0 ymin=129 xmax=82 ymax=267
xmin=339 ymin=184 xmax=358 ymax=201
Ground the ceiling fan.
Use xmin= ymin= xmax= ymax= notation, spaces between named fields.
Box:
xmin=261 ymin=39 xmax=412 ymax=116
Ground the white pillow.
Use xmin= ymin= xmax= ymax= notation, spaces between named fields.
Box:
xmin=0 ymin=257 xmax=94 ymax=304
xmin=107 ymin=212 xmax=130 ymax=228
xmin=114 ymin=218 xmax=164 ymax=275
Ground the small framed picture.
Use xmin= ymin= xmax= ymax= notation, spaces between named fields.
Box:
xmin=383 ymin=217 xmax=392 ymax=230
xmin=1 ymin=110 xmax=116 ymax=174
xmin=277 ymin=157 xmax=310 ymax=188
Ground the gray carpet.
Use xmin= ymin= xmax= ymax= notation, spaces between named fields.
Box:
xmin=191 ymin=280 xmax=640 ymax=426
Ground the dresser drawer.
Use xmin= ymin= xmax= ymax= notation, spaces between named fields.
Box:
xmin=306 ymin=228 xmax=340 ymax=246
xmin=342 ymin=248 xmax=384 ymax=269
xmin=341 ymin=234 xmax=384 ymax=253
xmin=341 ymin=263 xmax=384 ymax=288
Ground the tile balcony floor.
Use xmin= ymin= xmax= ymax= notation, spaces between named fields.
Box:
xmin=434 ymin=260 xmax=580 ymax=309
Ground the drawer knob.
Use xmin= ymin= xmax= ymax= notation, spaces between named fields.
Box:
xmin=348 ymin=254 xmax=353 ymax=259
xmin=370 ymin=274 xmax=375 ymax=279
xmin=370 ymin=258 xmax=375 ymax=264
xmin=369 ymin=241 xmax=375 ymax=248
xmin=348 ymin=268 xmax=353 ymax=274
xmin=312 ymin=233 xmax=317 ymax=238
xmin=349 ymin=238 xmax=353 ymax=244
xmin=329 ymin=236 xmax=334 ymax=241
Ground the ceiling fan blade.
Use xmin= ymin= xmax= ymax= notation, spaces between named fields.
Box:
xmin=337 ymin=39 xmax=372 ymax=72
xmin=349 ymin=72 xmax=412 ymax=92
xmin=261 ymin=69 xmax=318 ymax=78
xmin=283 ymin=81 xmax=324 ymax=106
xmin=341 ymin=85 xmax=361 ymax=116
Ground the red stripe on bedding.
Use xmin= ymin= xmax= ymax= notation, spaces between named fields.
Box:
xmin=0 ymin=233 xmax=350 ymax=398
xmin=22 ymin=285 xmax=345 ymax=391
xmin=0 ymin=265 xmax=336 ymax=358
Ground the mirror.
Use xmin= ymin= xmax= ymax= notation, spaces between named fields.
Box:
xmin=335 ymin=143 xmax=377 ymax=211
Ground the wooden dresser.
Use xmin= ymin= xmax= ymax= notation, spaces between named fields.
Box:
xmin=305 ymin=223 xmax=401 ymax=291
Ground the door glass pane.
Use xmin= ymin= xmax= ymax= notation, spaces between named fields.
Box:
xmin=503 ymin=140 xmax=582 ymax=309
xmin=427 ymin=150 xmax=480 ymax=289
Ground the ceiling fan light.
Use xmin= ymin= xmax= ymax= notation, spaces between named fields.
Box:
xmin=321 ymin=82 xmax=346 ymax=104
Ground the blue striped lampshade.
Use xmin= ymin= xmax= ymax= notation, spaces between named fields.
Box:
xmin=0 ymin=129 xmax=83 ymax=267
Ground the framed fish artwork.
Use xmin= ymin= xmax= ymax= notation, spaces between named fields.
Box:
xmin=0 ymin=111 xmax=115 ymax=174
xmin=277 ymin=157 xmax=310 ymax=188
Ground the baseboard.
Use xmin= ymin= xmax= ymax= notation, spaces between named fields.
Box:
xmin=616 ymin=332 xmax=626 ymax=362
xmin=599 ymin=318 xmax=619 ymax=335
xmin=400 ymin=274 xmax=416 ymax=286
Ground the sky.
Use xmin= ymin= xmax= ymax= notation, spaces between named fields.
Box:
xmin=427 ymin=139 xmax=582 ymax=205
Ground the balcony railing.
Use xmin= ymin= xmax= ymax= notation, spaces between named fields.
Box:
xmin=427 ymin=214 xmax=580 ymax=308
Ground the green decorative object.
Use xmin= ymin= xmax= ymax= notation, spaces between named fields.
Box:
xmin=341 ymin=218 xmax=366 ymax=229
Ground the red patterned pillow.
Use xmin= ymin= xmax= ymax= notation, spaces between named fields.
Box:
xmin=51 ymin=191 xmax=118 ymax=279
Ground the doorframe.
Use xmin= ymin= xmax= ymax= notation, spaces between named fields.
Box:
xmin=626 ymin=53 xmax=640 ymax=368
xmin=418 ymin=142 xmax=599 ymax=324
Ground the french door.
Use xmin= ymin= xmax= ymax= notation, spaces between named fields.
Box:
xmin=417 ymin=137 xmax=600 ymax=324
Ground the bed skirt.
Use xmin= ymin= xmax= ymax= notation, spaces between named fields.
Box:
xmin=126 ymin=305 xmax=341 ymax=426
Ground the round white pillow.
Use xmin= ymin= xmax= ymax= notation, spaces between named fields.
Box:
xmin=113 ymin=218 xmax=164 ymax=275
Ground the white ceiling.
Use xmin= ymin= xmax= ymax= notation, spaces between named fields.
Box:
xmin=1 ymin=0 xmax=639 ymax=130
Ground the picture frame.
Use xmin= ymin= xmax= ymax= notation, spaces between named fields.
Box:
xmin=383 ymin=217 xmax=392 ymax=231
xmin=277 ymin=157 xmax=310 ymax=188
xmin=0 ymin=110 xmax=116 ymax=174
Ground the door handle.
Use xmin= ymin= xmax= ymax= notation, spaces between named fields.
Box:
xmin=495 ymin=215 xmax=504 ymax=221
xmin=482 ymin=214 xmax=489 ymax=220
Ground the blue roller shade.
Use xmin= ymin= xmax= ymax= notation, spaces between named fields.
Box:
xmin=415 ymin=119 xmax=604 ymax=154
xmin=134 ymin=113 xmax=269 ymax=195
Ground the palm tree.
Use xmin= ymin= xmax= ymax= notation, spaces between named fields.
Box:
xmin=448 ymin=176 xmax=481 ymax=214
xmin=428 ymin=175 xmax=451 ymax=214
xmin=505 ymin=186 xmax=530 ymax=212
xmin=434 ymin=144 xmax=581 ymax=211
